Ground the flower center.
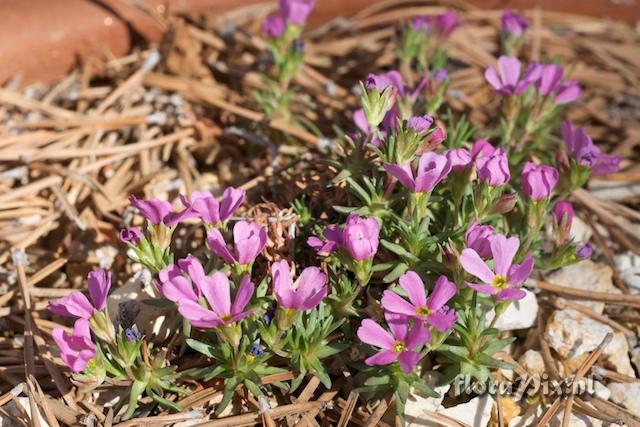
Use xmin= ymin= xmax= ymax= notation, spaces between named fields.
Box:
xmin=416 ymin=306 xmax=431 ymax=317
xmin=221 ymin=314 xmax=233 ymax=322
xmin=492 ymin=275 xmax=508 ymax=289
xmin=392 ymin=340 xmax=406 ymax=354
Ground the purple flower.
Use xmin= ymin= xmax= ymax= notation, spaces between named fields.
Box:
xmin=460 ymin=234 xmax=534 ymax=301
xmin=178 ymin=273 xmax=254 ymax=329
xmin=554 ymin=80 xmax=581 ymax=104
xmin=357 ymin=313 xmax=430 ymax=373
xmin=157 ymin=255 xmax=207 ymax=303
xmin=271 ymin=260 xmax=327 ymax=311
xmin=434 ymin=11 xmax=460 ymax=37
xmin=471 ymin=138 xmax=495 ymax=159
xmin=433 ymin=69 xmax=448 ymax=83
xmin=353 ymin=109 xmax=383 ymax=147
xmin=577 ymin=243 xmax=593 ymax=259
xmin=365 ymin=70 xmax=403 ymax=93
xmin=129 ymin=195 xmax=172 ymax=225
xmin=485 ymin=56 xmax=541 ymax=96
xmin=343 ymin=214 xmax=380 ymax=261
xmin=411 ymin=16 xmax=430 ymax=32
xmin=279 ymin=0 xmax=316 ymax=25
xmin=465 ymin=221 xmax=494 ymax=259
xmin=207 ymin=221 xmax=267 ymax=266
xmin=49 ymin=269 xmax=112 ymax=318
xmin=307 ymin=226 xmax=343 ymax=256
xmin=445 ymin=148 xmax=472 ymax=172
xmin=124 ymin=328 xmax=141 ymax=342
xmin=165 ymin=188 xmax=245 ymax=226
xmin=87 ymin=269 xmax=111 ymax=311
xmin=561 ymin=122 xmax=620 ymax=175
xmin=263 ymin=16 xmax=285 ymax=38
xmin=521 ymin=162 xmax=559 ymax=201
xmin=384 ymin=151 xmax=452 ymax=193
xmin=52 ymin=318 xmax=96 ymax=373
xmin=381 ymin=272 xmax=457 ymax=332
xmin=501 ymin=9 xmax=528 ymax=37
xmin=119 ymin=227 xmax=143 ymax=245
xmin=536 ymin=64 xmax=581 ymax=104
xmin=406 ymin=115 xmax=434 ymax=133
xmin=476 ymin=148 xmax=510 ymax=186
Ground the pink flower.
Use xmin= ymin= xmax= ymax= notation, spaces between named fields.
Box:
xmin=165 ymin=188 xmax=245 ymax=226
xmin=521 ymin=162 xmax=559 ymax=201
xmin=307 ymin=226 xmax=343 ymax=256
xmin=52 ymin=318 xmax=96 ymax=373
xmin=263 ymin=16 xmax=285 ymax=37
xmin=411 ymin=11 xmax=458 ymax=37
xmin=48 ymin=269 xmax=112 ymax=318
xmin=271 ymin=260 xmax=327 ymax=311
xmin=381 ymin=272 xmax=457 ymax=332
xmin=157 ymin=255 xmax=208 ymax=303
xmin=207 ymin=221 xmax=267 ymax=266
xmin=501 ymin=9 xmax=528 ymax=37
xmin=384 ymin=151 xmax=452 ymax=193
xmin=119 ymin=227 xmax=143 ymax=244
xmin=445 ymin=148 xmax=472 ymax=172
xmin=353 ymin=109 xmax=383 ymax=147
xmin=561 ymin=122 xmax=620 ymax=175
xmin=406 ymin=115 xmax=435 ymax=133
xmin=357 ymin=313 xmax=430 ymax=373
xmin=279 ymin=0 xmax=316 ymax=25
xmin=476 ymin=148 xmax=510 ymax=186
xmin=465 ymin=221 xmax=494 ymax=259
xmin=471 ymin=139 xmax=495 ymax=159
xmin=178 ymin=273 xmax=254 ymax=328
xmin=535 ymin=64 xmax=580 ymax=104
xmin=343 ymin=214 xmax=380 ymax=261
xmin=87 ymin=269 xmax=111 ymax=311
xmin=577 ymin=243 xmax=593 ymax=259
xmin=460 ymin=234 xmax=534 ymax=301
xmin=484 ymin=56 xmax=541 ymax=96
xmin=129 ymin=195 xmax=172 ymax=225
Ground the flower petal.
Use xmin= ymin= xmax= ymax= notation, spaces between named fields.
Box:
xmin=496 ymin=288 xmax=526 ymax=301
xmin=48 ymin=291 xmax=93 ymax=319
xmin=365 ymin=350 xmax=398 ymax=367
xmin=398 ymin=271 xmax=427 ymax=307
xmin=490 ymin=234 xmax=520 ymax=276
xmin=384 ymin=163 xmax=415 ymax=191
xmin=398 ymin=351 xmax=420 ymax=373
xmin=178 ymin=300 xmax=222 ymax=328
xmin=381 ymin=291 xmax=417 ymax=317
xmin=460 ymin=248 xmax=495 ymax=284
xmin=232 ymin=275 xmax=254 ymax=315
xmin=357 ymin=319 xmax=394 ymax=350
xmin=426 ymin=275 xmax=457 ymax=311
xmin=427 ymin=307 xmax=457 ymax=332
xmin=201 ymin=272 xmax=231 ymax=317
xmin=508 ymin=252 xmax=534 ymax=285
xmin=405 ymin=322 xmax=431 ymax=349
xmin=466 ymin=282 xmax=498 ymax=295
xmin=219 ymin=187 xmax=246 ymax=221
xmin=87 ymin=269 xmax=111 ymax=311
xmin=206 ymin=228 xmax=236 ymax=264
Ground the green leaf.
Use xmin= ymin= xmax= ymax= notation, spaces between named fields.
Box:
xmin=186 ymin=339 xmax=218 ymax=359
xmin=215 ymin=378 xmax=238 ymax=416
xmin=122 ymin=379 xmax=146 ymax=420
xmin=151 ymin=392 xmax=182 ymax=413
xmin=481 ymin=337 xmax=516 ymax=356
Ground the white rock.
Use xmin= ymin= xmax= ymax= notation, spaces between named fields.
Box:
xmin=518 ymin=350 xmax=545 ymax=377
xmin=107 ymin=272 xmax=171 ymax=341
xmin=414 ymin=394 xmax=494 ymax=427
xmin=546 ymin=309 xmax=634 ymax=377
xmin=614 ymin=252 xmax=640 ymax=271
xmin=487 ymin=288 xmax=538 ymax=331
xmin=570 ymin=216 xmax=592 ymax=243
xmin=593 ymin=381 xmax=611 ymax=401
xmin=549 ymin=412 xmax=602 ymax=427
xmin=405 ymin=375 xmax=451 ymax=422
xmin=547 ymin=261 xmax=614 ymax=314
xmin=609 ymin=382 xmax=640 ymax=418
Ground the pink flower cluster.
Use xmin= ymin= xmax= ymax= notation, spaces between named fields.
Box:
xmin=485 ymin=56 xmax=580 ymax=104
xmin=127 ymin=187 xmax=245 ymax=229
xmin=358 ymin=271 xmax=457 ymax=373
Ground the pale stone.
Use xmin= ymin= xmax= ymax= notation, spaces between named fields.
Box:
xmin=107 ymin=270 xmax=172 ymax=341
xmin=549 ymin=412 xmax=602 ymax=427
xmin=518 ymin=350 xmax=545 ymax=377
xmin=546 ymin=310 xmax=634 ymax=377
xmin=406 ymin=371 xmax=451 ymax=423
xmin=487 ymin=288 xmax=538 ymax=331
xmin=609 ymin=382 xmax=640 ymax=418
xmin=547 ymin=261 xmax=614 ymax=314
xmin=570 ymin=216 xmax=592 ymax=243
xmin=415 ymin=394 xmax=494 ymax=427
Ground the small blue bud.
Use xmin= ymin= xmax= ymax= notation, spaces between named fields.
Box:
xmin=124 ymin=328 xmax=141 ymax=342
xmin=262 ymin=305 xmax=275 ymax=325
xmin=250 ymin=342 xmax=264 ymax=356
